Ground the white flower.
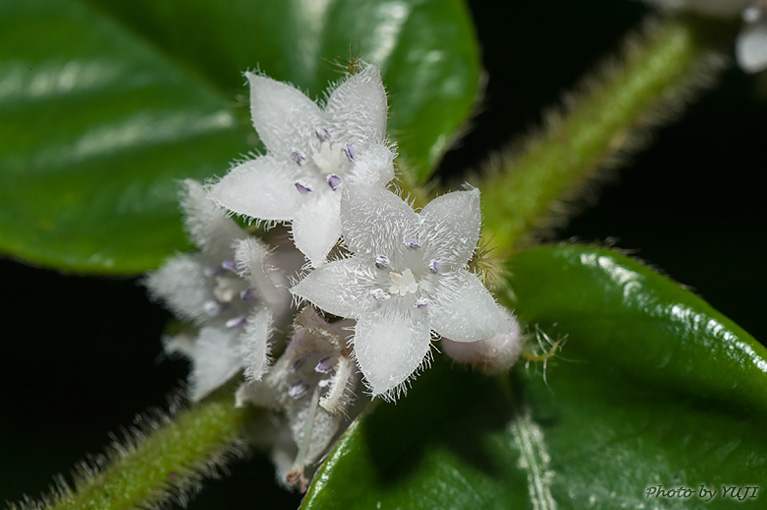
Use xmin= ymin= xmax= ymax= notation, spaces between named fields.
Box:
xmin=209 ymin=63 xmax=394 ymax=267
xmin=643 ymin=0 xmax=767 ymax=72
xmin=291 ymin=186 xmax=511 ymax=399
xmin=146 ymin=180 xmax=291 ymax=401
xmin=236 ymin=307 xmax=358 ymax=492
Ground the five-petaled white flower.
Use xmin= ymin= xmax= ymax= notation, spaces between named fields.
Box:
xmin=209 ymin=63 xmax=394 ymax=268
xmin=236 ymin=307 xmax=357 ymax=492
xmin=292 ymin=186 xmax=511 ymax=399
xmin=146 ymin=180 xmax=291 ymax=401
xmin=643 ymin=0 xmax=767 ymax=72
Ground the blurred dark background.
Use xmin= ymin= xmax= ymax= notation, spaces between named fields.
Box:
xmin=2 ymin=1 xmax=766 ymax=508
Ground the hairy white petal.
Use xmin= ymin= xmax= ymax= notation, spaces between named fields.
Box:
xmin=209 ymin=155 xmax=301 ymax=221
xmin=325 ymin=64 xmax=388 ymax=146
xmin=180 ymin=179 xmax=245 ymax=257
xmin=247 ymin=72 xmax=325 ymax=157
xmin=340 ymin=186 xmax=419 ymax=258
xmin=292 ymin=258 xmax=379 ymax=319
xmin=292 ymin=192 xmax=342 ymax=267
xmin=354 ymin=308 xmax=431 ymax=396
xmin=241 ymin=307 xmax=273 ymax=382
xmin=737 ymin=19 xmax=767 ymax=72
xmin=189 ymin=327 xmax=243 ymax=401
xmin=234 ymin=237 xmax=288 ymax=308
xmin=145 ymin=254 xmax=210 ymax=325
xmin=429 ymin=270 xmax=507 ymax=342
xmin=419 ymin=188 xmax=481 ymax=267
xmin=346 ymin=143 xmax=395 ymax=187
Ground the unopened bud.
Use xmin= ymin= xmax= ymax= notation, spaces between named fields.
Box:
xmin=441 ymin=308 xmax=522 ymax=374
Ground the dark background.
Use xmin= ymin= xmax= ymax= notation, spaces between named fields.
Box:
xmin=2 ymin=1 xmax=766 ymax=508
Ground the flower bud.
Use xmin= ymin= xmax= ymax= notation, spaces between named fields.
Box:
xmin=441 ymin=308 xmax=522 ymax=374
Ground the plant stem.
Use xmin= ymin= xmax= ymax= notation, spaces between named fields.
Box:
xmin=36 ymin=389 xmax=253 ymax=510
xmin=479 ymin=16 xmax=729 ymax=255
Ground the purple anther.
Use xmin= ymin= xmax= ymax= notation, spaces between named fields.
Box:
xmin=327 ymin=174 xmax=342 ymax=191
xmin=429 ymin=260 xmax=441 ymax=274
xmin=291 ymin=357 xmax=304 ymax=372
xmin=240 ymin=288 xmax=257 ymax=301
xmin=225 ymin=315 xmax=247 ymax=329
xmin=342 ymin=144 xmax=355 ymax=161
xmin=371 ymin=288 xmax=390 ymax=302
xmin=415 ymin=297 xmax=429 ymax=310
xmin=315 ymin=127 xmax=331 ymax=142
xmin=315 ymin=357 xmax=334 ymax=373
xmin=288 ymin=381 xmax=310 ymax=399
xmin=404 ymin=239 xmax=421 ymax=250
xmin=221 ymin=260 xmax=238 ymax=272
xmin=290 ymin=149 xmax=306 ymax=166
xmin=295 ymin=182 xmax=312 ymax=194
xmin=374 ymin=254 xmax=390 ymax=270
xmin=203 ymin=300 xmax=225 ymax=316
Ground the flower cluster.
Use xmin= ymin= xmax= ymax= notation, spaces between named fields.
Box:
xmin=146 ymin=63 xmax=521 ymax=489
xmin=642 ymin=0 xmax=767 ymax=72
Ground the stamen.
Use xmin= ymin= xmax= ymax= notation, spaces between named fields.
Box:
xmin=295 ymin=182 xmax=312 ymax=194
xmin=429 ymin=260 xmax=440 ymax=274
xmin=327 ymin=174 xmax=342 ymax=191
xmin=221 ymin=260 xmax=238 ymax=272
xmin=292 ymin=357 xmax=304 ymax=372
xmin=404 ymin=239 xmax=421 ymax=250
xmin=315 ymin=128 xmax=331 ymax=142
xmin=415 ymin=297 xmax=429 ymax=310
xmin=225 ymin=315 xmax=247 ymax=329
xmin=203 ymin=300 xmax=225 ymax=315
xmin=374 ymin=254 xmax=390 ymax=270
xmin=288 ymin=381 xmax=310 ymax=399
xmin=290 ymin=149 xmax=306 ymax=166
xmin=370 ymin=288 xmax=390 ymax=302
xmin=342 ymin=144 xmax=355 ymax=161
xmin=315 ymin=357 xmax=334 ymax=373
xmin=240 ymin=288 xmax=257 ymax=301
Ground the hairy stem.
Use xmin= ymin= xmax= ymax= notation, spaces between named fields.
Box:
xmin=479 ymin=16 xmax=729 ymax=254
xmin=16 ymin=388 xmax=254 ymax=510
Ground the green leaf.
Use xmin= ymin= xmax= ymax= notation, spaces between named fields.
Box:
xmin=302 ymin=245 xmax=767 ymax=509
xmin=0 ymin=0 xmax=479 ymax=274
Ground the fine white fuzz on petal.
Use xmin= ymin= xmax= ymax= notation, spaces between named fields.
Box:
xmin=181 ymin=179 xmax=246 ymax=259
xmin=145 ymin=255 xmax=210 ymax=325
xmin=353 ymin=308 xmax=431 ymax=397
xmin=209 ymin=156 xmax=301 ymax=221
xmin=325 ymin=63 xmax=388 ymax=147
xmin=246 ymin=72 xmax=325 ymax=157
xmin=188 ymin=327 xmax=244 ymax=401
xmin=428 ymin=270 xmax=508 ymax=342
xmin=291 ymin=192 xmax=342 ymax=267
xmin=442 ymin=308 xmax=523 ymax=374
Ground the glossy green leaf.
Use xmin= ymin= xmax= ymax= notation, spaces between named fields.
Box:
xmin=302 ymin=245 xmax=767 ymax=509
xmin=0 ymin=0 xmax=479 ymax=274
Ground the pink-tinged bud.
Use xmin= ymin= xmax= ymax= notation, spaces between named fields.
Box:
xmin=441 ymin=308 xmax=522 ymax=374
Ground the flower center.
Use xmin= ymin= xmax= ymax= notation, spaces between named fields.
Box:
xmin=389 ymin=268 xmax=418 ymax=296
xmin=291 ymin=128 xmax=354 ymax=193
